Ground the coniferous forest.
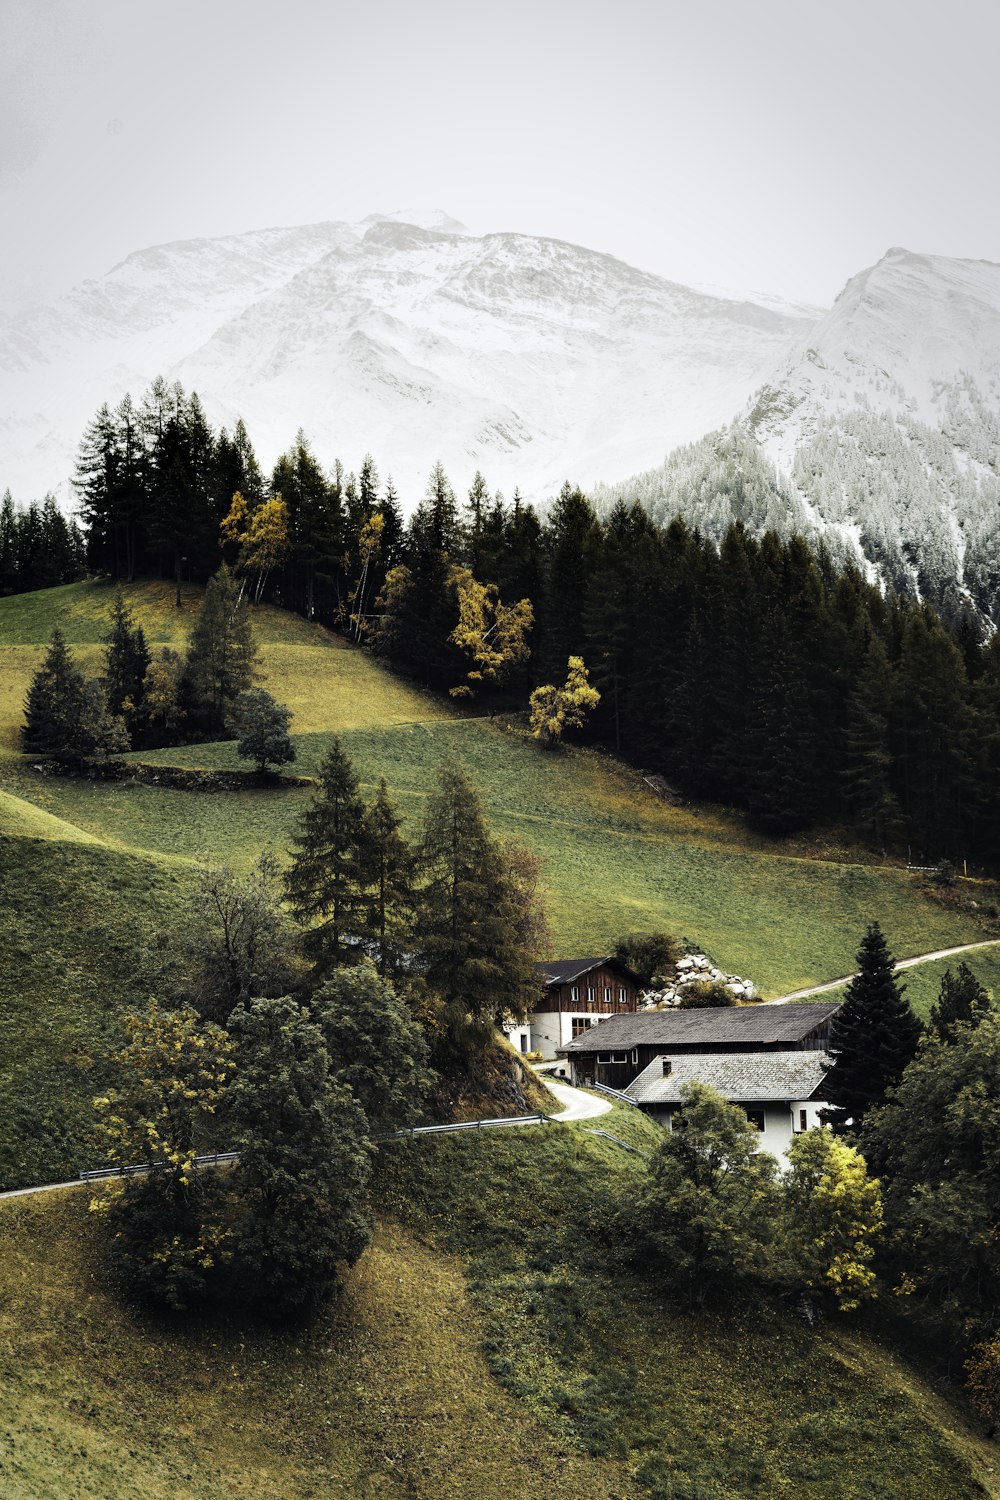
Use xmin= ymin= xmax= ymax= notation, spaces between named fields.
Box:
xmin=20 ymin=375 xmax=998 ymax=867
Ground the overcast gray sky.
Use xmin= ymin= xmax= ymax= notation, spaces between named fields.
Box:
xmin=2 ymin=0 xmax=999 ymax=311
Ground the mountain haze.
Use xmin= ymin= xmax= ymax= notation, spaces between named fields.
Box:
xmin=4 ymin=221 xmax=1000 ymax=614
xmin=0 ymin=214 xmax=815 ymax=506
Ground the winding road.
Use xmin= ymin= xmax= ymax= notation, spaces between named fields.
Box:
xmin=764 ymin=938 xmax=1000 ymax=1005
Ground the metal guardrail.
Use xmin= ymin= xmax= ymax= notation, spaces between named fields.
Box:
xmin=590 ymin=1082 xmax=639 ymax=1107
xmin=379 ymin=1113 xmax=550 ymax=1141
xmin=79 ymin=1150 xmax=239 ymax=1184
xmin=586 ymin=1128 xmax=650 ymax=1157
xmin=79 ymin=1123 xmax=550 ymax=1180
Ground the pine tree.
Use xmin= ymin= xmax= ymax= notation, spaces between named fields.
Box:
xmin=180 ymin=563 xmax=258 ymax=735
xmin=841 ymin=631 xmax=902 ymax=850
xmin=824 ymin=921 xmax=922 ymax=1133
xmin=360 ymin=778 xmax=414 ymax=976
xmin=929 ymin=961 xmax=992 ymax=1042
xmin=284 ymin=738 xmax=371 ymax=970
xmin=415 ymin=758 xmax=543 ymax=1049
xmin=103 ymin=591 xmax=150 ymax=736
xmin=23 ymin=628 xmax=128 ymax=765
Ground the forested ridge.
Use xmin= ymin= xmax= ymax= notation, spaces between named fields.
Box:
xmin=14 ymin=376 xmax=1000 ymax=867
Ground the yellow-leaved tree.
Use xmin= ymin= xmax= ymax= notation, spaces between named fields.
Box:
xmin=529 ymin=655 xmax=600 ymax=748
xmin=218 ymin=490 xmax=290 ymax=602
xmin=447 ymin=565 xmax=533 ymax=699
xmin=91 ymin=1001 xmax=235 ymax=1309
xmin=777 ymin=1128 xmax=884 ymax=1310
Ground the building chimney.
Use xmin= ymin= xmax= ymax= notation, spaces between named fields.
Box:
xmin=661 ymin=1057 xmax=672 ymax=1076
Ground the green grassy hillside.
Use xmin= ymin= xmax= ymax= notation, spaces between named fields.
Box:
xmin=0 ymin=1116 xmax=994 ymax=1499
xmin=0 ymin=579 xmax=990 ymax=993
xmin=0 ymin=578 xmax=994 ymax=1187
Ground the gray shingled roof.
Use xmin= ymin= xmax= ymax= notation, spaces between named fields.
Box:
xmin=535 ymin=956 xmax=636 ymax=986
xmin=625 ymin=1050 xmax=829 ymax=1105
xmin=559 ymin=1002 xmax=840 ymax=1052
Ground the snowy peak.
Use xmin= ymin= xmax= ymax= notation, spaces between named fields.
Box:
xmin=0 ymin=216 xmax=814 ymax=506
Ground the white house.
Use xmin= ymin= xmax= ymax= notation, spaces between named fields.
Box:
xmin=623 ymin=1049 xmax=830 ymax=1160
xmin=508 ymin=957 xmax=641 ymax=1060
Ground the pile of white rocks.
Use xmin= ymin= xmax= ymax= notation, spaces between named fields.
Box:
xmin=640 ymin=952 xmax=759 ymax=1009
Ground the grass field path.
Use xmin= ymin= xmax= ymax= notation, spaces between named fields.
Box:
xmin=766 ymin=938 xmax=1000 ymax=1004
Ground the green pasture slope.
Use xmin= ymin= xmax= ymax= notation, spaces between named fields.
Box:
xmin=0 ymin=579 xmax=990 ymax=989
xmin=0 ymin=1113 xmax=994 ymax=1499
xmin=0 ymin=578 xmax=992 ymax=1188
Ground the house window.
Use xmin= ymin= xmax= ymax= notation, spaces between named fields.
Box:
xmin=587 ymin=985 xmax=596 ymax=1003
xmin=570 ymin=985 xmax=579 ymax=1003
xmin=596 ymin=1051 xmax=628 ymax=1065
xmin=519 ymin=1034 xmax=529 ymax=1053
xmin=799 ymin=1108 xmax=808 ymax=1132
xmin=618 ymin=987 xmax=627 ymax=1004
xmin=744 ymin=1107 xmax=766 ymax=1132
xmin=571 ymin=1017 xmax=590 ymax=1038
xmin=604 ymin=986 xmax=612 ymax=1005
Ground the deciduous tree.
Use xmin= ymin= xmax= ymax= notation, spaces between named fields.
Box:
xmin=312 ymin=961 xmax=432 ymax=1134
xmin=226 ymin=996 xmax=373 ymax=1311
xmin=529 ymin=655 xmax=600 ymax=749
xmin=91 ymin=1002 xmax=235 ymax=1310
xmin=233 ymin=687 xmax=296 ymax=775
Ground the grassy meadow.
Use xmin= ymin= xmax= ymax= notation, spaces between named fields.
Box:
xmin=0 ymin=576 xmax=995 ymax=1188
xmin=0 ymin=1115 xmax=994 ymax=1499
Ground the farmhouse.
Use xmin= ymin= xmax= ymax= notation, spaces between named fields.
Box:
xmin=624 ymin=1049 xmax=830 ymax=1158
xmin=557 ymin=1001 xmax=839 ymax=1089
xmin=504 ymin=957 xmax=640 ymax=1060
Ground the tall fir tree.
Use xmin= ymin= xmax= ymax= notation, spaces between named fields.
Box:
xmin=824 ymin=921 xmax=922 ymax=1133
xmin=103 ymin=591 xmax=150 ymax=736
xmin=284 ymin=738 xmax=372 ymax=971
xmin=180 ymin=563 xmax=258 ymax=734
xmin=929 ymin=961 xmax=993 ymax=1042
xmin=23 ymin=628 xmax=128 ymax=765
xmin=360 ymin=777 xmax=415 ymax=976
xmin=415 ymin=758 xmax=542 ymax=1051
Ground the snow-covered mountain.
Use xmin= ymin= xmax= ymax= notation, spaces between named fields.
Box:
xmin=0 ymin=214 xmax=817 ymax=507
xmin=5 ymin=222 xmax=1000 ymax=615
xmin=599 ymin=248 xmax=1000 ymax=618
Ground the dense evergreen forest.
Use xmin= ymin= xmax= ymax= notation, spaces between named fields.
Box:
xmin=12 ymin=376 xmax=1000 ymax=866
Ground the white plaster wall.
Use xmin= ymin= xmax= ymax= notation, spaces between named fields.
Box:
xmin=529 ymin=1010 xmax=607 ymax=1061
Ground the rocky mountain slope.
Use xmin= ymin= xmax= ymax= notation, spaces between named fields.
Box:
xmin=598 ymin=248 xmax=1000 ymax=618
xmin=0 ymin=212 xmax=815 ymax=506
xmin=5 ymin=221 xmax=1000 ymax=615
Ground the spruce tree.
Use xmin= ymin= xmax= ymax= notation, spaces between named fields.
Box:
xmin=23 ymin=628 xmax=128 ymax=765
xmin=824 ymin=921 xmax=922 ymax=1133
xmin=929 ymin=961 xmax=992 ymax=1042
xmin=103 ymin=591 xmax=150 ymax=736
xmin=285 ymin=738 xmax=371 ymax=970
xmin=415 ymin=758 xmax=542 ymax=1049
xmin=842 ymin=632 xmax=902 ymax=851
xmin=181 ymin=563 xmax=258 ymax=735
xmin=360 ymin=777 xmax=414 ymax=977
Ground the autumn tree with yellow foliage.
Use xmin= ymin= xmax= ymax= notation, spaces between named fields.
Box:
xmin=529 ymin=655 xmax=600 ymax=748
xmin=447 ymin=565 xmax=533 ymax=699
xmin=219 ymin=490 xmax=291 ymax=602
xmin=91 ymin=1002 xmax=235 ymax=1309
